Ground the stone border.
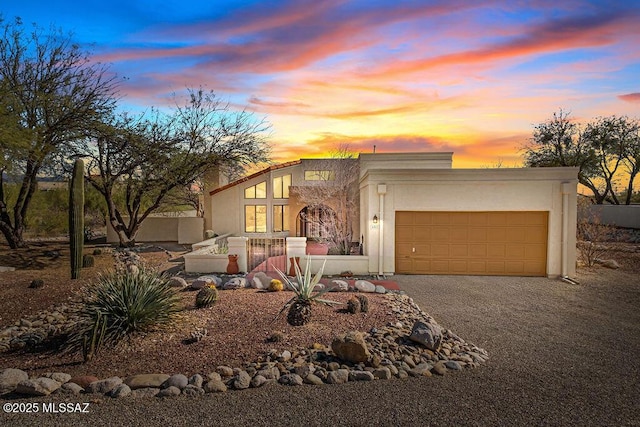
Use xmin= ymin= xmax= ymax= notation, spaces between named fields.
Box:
xmin=0 ymin=291 xmax=488 ymax=399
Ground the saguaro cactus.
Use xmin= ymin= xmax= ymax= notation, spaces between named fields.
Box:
xmin=69 ymin=159 xmax=85 ymax=279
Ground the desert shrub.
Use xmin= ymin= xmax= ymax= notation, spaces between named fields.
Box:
xmin=576 ymin=198 xmax=619 ymax=266
xmin=65 ymin=269 xmax=181 ymax=362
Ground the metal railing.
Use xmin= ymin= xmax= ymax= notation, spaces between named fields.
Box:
xmin=247 ymin=237 xmax=287 ymax=272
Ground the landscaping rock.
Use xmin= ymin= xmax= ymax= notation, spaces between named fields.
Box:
xmin=191 ymin=275 xmax=220 ymax=290
xmin=251 ymin=272 xmax=270 ymax=289
xmin=372 ymin=367 xmax=392 ymax=380
xmin=204 ymin=380 xmax=227 ymax=393
xmin=375 ymin=285 xmax=387 ymax=294
xmin=124 ymin=374 xmax=170 ymax=390
xmin=432 ymin=361 xmax=448 ymax=376
xmin=223 ymin=277 xmax=246 ymax=290
xmin=326 ymin=369 xmax=350 ymax=384
xmin=157 ymin=386 xmax=181 ymax=397
xmin=250 ymin=374 xmax=267 ymax=388
xmin=162 ymin=374 xmax=188 ymax=390
xmin=130 ymin=387 xmax=160 ymax=398
xmin=168 ymin=276 xmax=188 ymax=288
xmin=217 ymin=365 xmax=234 ymax=377
xmin=331 ymin=280 xmax=349 ymax=292
xmin=332 ymin=331 xmax=371 ymax=363
xmin=355 ymin=280 xmax=376 ymax=293
xmin=349 ymin=370 xmax=375 ymax=381
xmin=182 ymin=384 xmax=205 ymax=397
xmin=68 ymin=375 xmax=99 ymax=389
xmin=445 ymin=360 xmax=462 ymax=371
xmin=15 ymin=377 xmax=61 ymax=396
xmin=408 ymin=321 xmax=443 ymax=352
xmin=188 ymin=374 xmax=204 ymax=388
xmin=109 ymin=383 xmax=132 ymax=398
xmin=85 ymin=377 xmax=123 ymax=394
xmin=596 ymin=259 xmax=620 ymax=269
xmin=304 ymin=373 xmax=325 ymax=385
xmin=0 ymin=368 xmax=28 ymax=395
xmin=43 ymin=372 xmax=71 ymax=384
xmin=279 ymin=373 xmax=303 ymax=386
xmin=232 ymin=370 xmax=251 ymax=390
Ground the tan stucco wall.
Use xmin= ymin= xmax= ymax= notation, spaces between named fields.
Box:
xmin=106 ymin=217 xmax=204 ymax=244
xmin=360 ymin=167 xmax=579 ymax=277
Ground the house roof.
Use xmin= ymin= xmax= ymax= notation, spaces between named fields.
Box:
xmin=209 ymin=160 xmax=301 ymax=195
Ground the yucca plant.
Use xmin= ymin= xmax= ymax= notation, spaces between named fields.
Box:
xmin=272 ymin=257 xmax=341 ymax=326
xmin=64 ymin=268 xmax=182 ymax=362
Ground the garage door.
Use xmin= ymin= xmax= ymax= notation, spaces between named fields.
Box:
xmin=395 ymin=211 xmax=548 ymax=276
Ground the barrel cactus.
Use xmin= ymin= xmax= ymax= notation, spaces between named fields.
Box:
xmin=356 ymin=294 xmax=369 ymax=313
xmin=347 ymin=297 xmax=361 ymax=314
xmin=268 ymin=279 xmax=284 ymax=292
xmin=82 ymin=254 xmax=95 ymax=268
xmin=196 ymin=285 xmax=219 ymax=308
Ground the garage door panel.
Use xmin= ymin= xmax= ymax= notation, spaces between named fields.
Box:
xmin=395 ymin=211 xmax=547 ymax=276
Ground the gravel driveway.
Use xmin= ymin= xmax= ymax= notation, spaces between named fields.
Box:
xmin=4 ymin=269 xmax=640 ymax=426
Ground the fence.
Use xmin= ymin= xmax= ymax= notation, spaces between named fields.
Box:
xmin=581 ymin=205 xmax=640 ymax=229
xmin=247 ymin=237 xmax=287 ymax=272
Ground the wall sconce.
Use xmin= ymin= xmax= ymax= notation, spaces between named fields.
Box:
xmin=373 ymin=214 xmax=378 ymax=224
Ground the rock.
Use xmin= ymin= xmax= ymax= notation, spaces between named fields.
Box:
xmin=326 ymin=369 xmax=350 ymax=384
xmin=124 ymin=374 xmax=170 ymax=390
xmin=596 ymin=259 xmax=620 ymax=269
xmin=162 ymin=374 xmax=188 ymax=390
xmin=168 ymin=276 xmax=188 ymax=288
xmin=355 ymin=280 xmax=376 ymax=293
xmin=204 ymin=380 xmax=227 ymax=393
xmin=108 ymin=383 xmax=132 ymax=398
xmin=409 ymin=363 xmax=433 ymax=377
xmin=157 ymin=386 xmax=181 ymax=397
xmin=332 ymin=331 xmax=371 ymax=363
xmin=130 ymin=387 xmax=160 ymax=398
xmin=375 ymin=285 xmax=387 ymax=294
xmin=408 ymin=321 xmax=443 ymax=352
xmin=432 ymin=361 xmax=447 ymax=376
xmin=331 ymin=280 xmax=349 ymax=292
xmin=43 ymin=372 xmax=71 ymax=384
xmin=373 ymin=367 xmax=392 ymax=380
xmin=85 ymin=377 xmax=123 ymax=394
xmin=251 ymin=272 xmax=270 ymax=289
xmin=445 ymin=360 xmax=462 ymax=371
xmin=191 ymin=275 xmax=221 ymax=290
xmin=313 ymin=283 xmax=325 ymax=292
xmin=189 ymin=374 xmax=204 ymax=388
xmin=207 ymin=372 xmax=222 ymax=382
xmin=257 ymin=366 xmax=280 ymax=380
xmin=279 ymin=374 xmax=303 ymax=386
xmin=304 ymin=373 xmax=325 ymax=385
xmin=232 ymin=370 xmax=251 ymax=390
xmin=250 ymin=375 xmax=267 ymax=388
xmin=396 ymin=369 xmax=409 ymax=379
xmin=278 ymin=350 xmax=292 ymax=362
xmin=15 ymin=378 xmax=61 ymax=396
xmin=349 ymin=371 xmax=375 ymax=381
xmin=0 ymin=266 xmax=15 ymax=272
xmin=61 ymin=382 xmax=84 ymax=395
xmin=182 ymin=385 xmax=205 ymax=397
xmin=223 ymin=277 xmax=246 ymax=290
xmin=293 ymin=364 xmax=315 ymax=378
xmin=0 ymin=368 xmax=29 ymax=395
xmin=68 ymin=375 xmax=100 ymax=389
xmin=216 ymin=366 xmax=234 ymax=377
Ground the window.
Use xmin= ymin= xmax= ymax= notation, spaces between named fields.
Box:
xmin=244 ymin=181 xmax=266 ymax=199
xmin=273 ymin=174 xmax=291 ymax=199
xmin=304 ymin=170 xmax=335 ymax=181
xmin=273 ymin=205 xmax=289 ymax=232
xmin=245 ymin=205 xmax=267 ymax=232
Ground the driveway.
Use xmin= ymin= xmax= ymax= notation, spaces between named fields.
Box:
xmin=4 ymin=270 xmax=640 ymax=426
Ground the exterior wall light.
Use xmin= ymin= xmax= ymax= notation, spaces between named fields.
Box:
xmin=373 ymin=214 xmax=378 ymax=224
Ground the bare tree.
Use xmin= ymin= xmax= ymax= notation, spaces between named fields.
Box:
xmin=73 ymin=89 xmax=270 ymax=247
xmin=0 ymin=17 xmax=118 ymax=248
xmin=291 ymin=145 xmax=359 ymax=255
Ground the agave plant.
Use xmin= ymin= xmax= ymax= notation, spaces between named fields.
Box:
xmin=272 ymin=257 xmax=341 ymax=326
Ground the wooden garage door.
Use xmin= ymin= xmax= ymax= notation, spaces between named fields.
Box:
xmin=395 ymin=211 xmax=548 ymax=276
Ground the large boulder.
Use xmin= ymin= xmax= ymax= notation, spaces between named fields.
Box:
xmin=331 ymin=331 xmax=371 ymax=363
xmin=15 ymin=377 xmax=61 ymax=396
xmin=408 ymin=321 xmax=443 ymax=352
xmin=355 ymin=280 xmax=376 ymax=293
xmin=124 ymin=374 xmax=170 ymax=390
xmin=0 ymin=368 xmax=28 ymax=395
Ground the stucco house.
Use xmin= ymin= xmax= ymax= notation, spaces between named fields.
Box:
xmin=205 ymin=152 xmax=578 ymax=278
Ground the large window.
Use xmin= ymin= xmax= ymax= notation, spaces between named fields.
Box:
xmin=273 ymin=174 xmax=291 ymax=199
xmin=245 ymin=205 xmax=267 ymax=232
xmin=304 ymin=170 xmax=335 ymax=181
xmin=244 ymin=181 xmax=266 ymax=199
xmin=273 ymin=205 xmax=289 ymax=232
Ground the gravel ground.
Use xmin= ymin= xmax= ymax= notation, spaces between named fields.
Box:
xmin=3 ymin=268 xmax=640 ymax=426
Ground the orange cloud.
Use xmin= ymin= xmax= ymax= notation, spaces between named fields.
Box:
xmin=618 ymin=93 xmax=640 ymax=103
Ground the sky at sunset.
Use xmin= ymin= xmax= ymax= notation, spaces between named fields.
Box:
xmin=2 ymin=1 xmax=640 ymax=167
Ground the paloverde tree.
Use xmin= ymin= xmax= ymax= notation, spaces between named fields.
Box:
xmin=75 ymin=89 xmax=270 ymax=247
xmin=0 ymin=17 xmax=117 ymax=248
